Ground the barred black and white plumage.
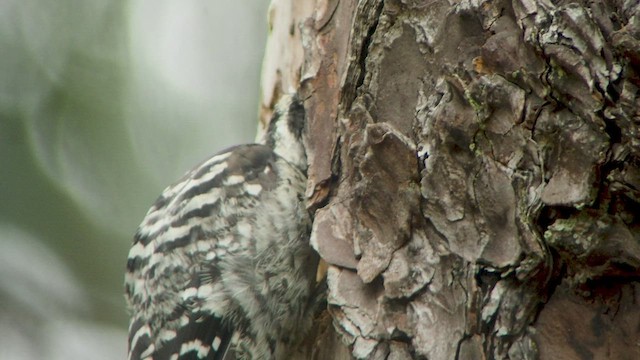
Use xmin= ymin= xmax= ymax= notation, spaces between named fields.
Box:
xmin=125 ymin=95 xmax=319 ymax=360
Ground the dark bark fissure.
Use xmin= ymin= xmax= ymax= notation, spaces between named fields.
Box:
xmin=355 ymin=2 xmax=384 ymax=92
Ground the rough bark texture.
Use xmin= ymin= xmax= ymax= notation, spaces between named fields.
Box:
xmin=261 ymin=0 xmax=640 ymax=359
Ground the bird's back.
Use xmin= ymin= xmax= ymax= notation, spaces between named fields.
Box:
xmin=125 ymin=141 xmax=317 ymax=360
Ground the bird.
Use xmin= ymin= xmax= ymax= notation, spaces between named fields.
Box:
xmin=124 ymin=94 xmax=320 ymax=360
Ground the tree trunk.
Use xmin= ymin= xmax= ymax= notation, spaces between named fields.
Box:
xmin=261 ymin=0 xmax=640 ymax=359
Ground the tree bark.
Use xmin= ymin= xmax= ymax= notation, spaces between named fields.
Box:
xmin=261 ymin=0 xmax=640 ymax=359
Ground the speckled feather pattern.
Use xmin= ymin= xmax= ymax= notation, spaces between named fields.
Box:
xmin=125 ymin=96 xmax=318 ymax=360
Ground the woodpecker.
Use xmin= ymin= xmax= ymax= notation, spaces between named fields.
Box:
xmin=125 ymin=95 xmax=319 ymax=360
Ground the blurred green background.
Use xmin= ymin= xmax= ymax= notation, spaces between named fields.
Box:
xmin=0 ymin=1 xmax=269 ymax=358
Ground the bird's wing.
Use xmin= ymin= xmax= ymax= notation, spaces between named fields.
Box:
xmin=125 ymin=144 xmax=280 ymax=360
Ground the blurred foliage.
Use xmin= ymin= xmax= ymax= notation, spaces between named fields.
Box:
xmin=0 ymin=0 xmax=268 ymax=358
